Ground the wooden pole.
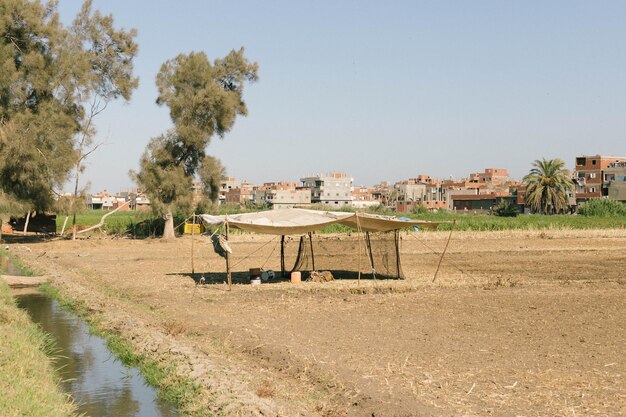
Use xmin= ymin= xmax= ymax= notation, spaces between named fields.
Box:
xmin=432 ymin=220 xmax=456 ymax=283
xmin=365 ymin=232 xmax=376 ymax=279
xmin=308 ymin=232 xmax=315 ymax=271
xmin=191 ymin=214 xmax=195 ymax=275
xmin=60 ymin=216 xmax=69 ymax=235
xmin=395 ymin=230 xmax=402 ymax=279
xmin=280 ymin=235 xmax=285 ymax=278
xmin=356 ymin=213 xmax=362 ymax=286
xmin=226 ymin=221 xmax=232 ymax=291
xmin=23 ymin=211 xmax=31 ymax=235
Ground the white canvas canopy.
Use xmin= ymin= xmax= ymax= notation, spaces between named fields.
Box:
xmin=200 ymin=208 xmax=441 ymax=235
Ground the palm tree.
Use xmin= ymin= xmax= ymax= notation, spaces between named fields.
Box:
xmin=523 ymin=158 xmax=574 ymax=214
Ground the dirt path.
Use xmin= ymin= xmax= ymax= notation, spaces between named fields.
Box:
xmin=10 ymin=229 xmax=626 ymax=416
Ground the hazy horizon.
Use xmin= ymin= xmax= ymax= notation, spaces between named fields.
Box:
xmin=57 ymin=1 xmax=626 ymax=193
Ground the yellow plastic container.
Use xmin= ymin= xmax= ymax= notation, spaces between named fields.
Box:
xmin=184 ymin=222 xmax=205 ymax=235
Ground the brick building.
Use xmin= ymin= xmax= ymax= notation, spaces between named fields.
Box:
xmin=574 ymin=155 xmax=626 ymax=201
xmin=224 ymin=187 xmax=253 ymax=204
xmin=351 ymin=186 xmax=380 ymax=209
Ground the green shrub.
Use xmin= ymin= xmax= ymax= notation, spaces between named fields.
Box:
xmin=411 ymin=205 xmax=429 ymax=215
xmin=578 ymin=199 xmax=626 ymax=217
xmin=365 ymin=204 xmax=390 ymax=214
xmin=492 ymin=200 xmax=519 ymax=217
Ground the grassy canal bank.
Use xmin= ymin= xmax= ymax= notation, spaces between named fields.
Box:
xmin=0 ymin=279 xmax=76 ymax=417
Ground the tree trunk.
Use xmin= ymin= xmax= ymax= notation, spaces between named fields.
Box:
xmin=162 ymin=211 xmax=176 ymax=239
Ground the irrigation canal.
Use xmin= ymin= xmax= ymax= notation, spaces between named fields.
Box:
xmin=3 ymin=254 xmax=178 ymax=417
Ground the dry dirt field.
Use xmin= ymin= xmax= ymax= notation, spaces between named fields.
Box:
xmin=10 ymin=229 xmax=626 ymax=417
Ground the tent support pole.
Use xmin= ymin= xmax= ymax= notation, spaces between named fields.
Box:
xmin=280 ymin=235 xmax=285 ymax=278
xmin=432 ymin=220 xmax=455 ymax=283
xmin=395 ymin=230 xmax=402 ymax=279
xmin=191 ymin=214 xmax=195 ymax=275
xmin=308 ymin=232 xmax=315 ymax=271
xmin=226 ymin=221 xmax=232 ymax=291
xmin=365 ymin=232 xmax=376 ymax=279
xmin=356 ymin=213 xmax=362 ymax=286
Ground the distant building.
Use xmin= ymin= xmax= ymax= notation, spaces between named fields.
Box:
xmin=371 ymin=182 xmax=391 ymax=205
xmin=254 ymin=182 xmax=311 ymax=209
xmin=219 ymin=177 xmax=241 ymax=203
xmin=224 ymin=187 xmax=253 ymax=204
xmin=469 ymin=168 xmax=509 ymax=186
xmin=393 ymin=175 xmax=450 ymax=213
xmin=605 ymin=161 xmax=626 ymax=202
xmin=86 ymin=190 xmax=117 ymax=210
xmin=88 ymin=190 xmax=146 ymax=211
xmin=574 ymin=155 xmax=626 ymax=201
xmin=300 ymin=173 xmax=353 ymax=207
xmin=422 ymin=183 xmax=449 ymax=210
xmin=133 ymin=193 xmax=151 ymax=211
xmin=118 ymin=190 xmax=150 ymax=211
xmin=396 ymin=179 xmax=427 ymax=203
xmin=351 ymin=186 xmax=380 ymax=209
xmin=450 ymin=193 xmax=517 ymax=212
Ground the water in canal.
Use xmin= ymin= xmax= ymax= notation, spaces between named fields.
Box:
xmin=16 ymin=293 xmax=179 ymax=417
xmin=0 ymin=253 xmax=24 ymax=276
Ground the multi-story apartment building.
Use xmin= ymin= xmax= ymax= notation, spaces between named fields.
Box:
xmin=605 ymin=161 xmax=626 ymax=201
xmin=86 ymin=190 xmax=129 ymax=210
xmin=254 ymin=182 xmax=311 ymax=209
xmin=371 ymin=182 xmax=391 ymax=205
xmin=88 ymin=190 xmax=150 ymax=211
xmin=574 ymin=155 xmax=626 ymax=201
xmin=422 ymin=183 xmax=449 ymax=210
xmin=351 ymin=186 xmax=380 ymax=209
xmin=224 ymin=187 xmax=253 ymax=204
xmin=396 ymin=179 xmax=427 ymax=203
xmin=218 ymin=177 xmax=241 ymax=203
xmin=300 ymin=173 xmax=353 ymax=207
xmin=468 ymin=168 xmax=510 ymax=186
xmin=442 ymin=168 xmax=510 ymax=192
xmin=391 ymin=175 xmax=453 ymax=213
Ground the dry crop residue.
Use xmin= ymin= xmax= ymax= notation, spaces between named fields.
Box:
xmin=13 ymin=229 xmax=626 ymax=416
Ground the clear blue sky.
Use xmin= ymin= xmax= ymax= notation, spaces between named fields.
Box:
xmin=58 ymin=0 xmax=626 ymax=192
